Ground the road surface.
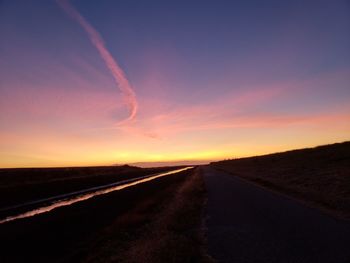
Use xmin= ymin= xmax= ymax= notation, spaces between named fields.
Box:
xmin=203 ymin=166 xmax=350 ymax=263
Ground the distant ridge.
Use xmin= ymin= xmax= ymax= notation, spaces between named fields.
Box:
xmin=127 ymin=160 xmax=210 ymax=168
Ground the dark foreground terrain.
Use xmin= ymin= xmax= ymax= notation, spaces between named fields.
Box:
xmin=211 ymin=141 xmax=350 ymax=218
xmin=2 ymin=142 xmax=349 ymax=263
xmin=0 ymin=165 xmax=179 ymax=209
xmin=0 ymin=167 xmax=208 ymax=263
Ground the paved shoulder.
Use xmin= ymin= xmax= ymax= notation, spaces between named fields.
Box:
xmin=203 ymin=166 xmax=350 ymax=263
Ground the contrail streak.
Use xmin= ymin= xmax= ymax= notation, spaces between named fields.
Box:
xmin=57 ymin=0 xmax=138 ymax=122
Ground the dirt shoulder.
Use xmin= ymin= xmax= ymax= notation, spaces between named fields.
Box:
xmin=211 ymin=142 xmax=350 ymax=220
xmin=81 ymin=167 xmax=212 ymax=263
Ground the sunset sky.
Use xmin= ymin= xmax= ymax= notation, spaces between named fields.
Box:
xmin=1 ymin=0 xmax=349 ymax=168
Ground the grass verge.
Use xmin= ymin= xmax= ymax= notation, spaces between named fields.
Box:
xmin=81 ymin=167 xmax=212 ymax=263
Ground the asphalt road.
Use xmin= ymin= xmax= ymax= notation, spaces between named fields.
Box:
xmin=203 ymin=166 xmax=350 ymax=263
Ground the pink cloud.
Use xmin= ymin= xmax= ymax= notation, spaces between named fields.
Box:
xmin=57 ymin=0 xmax=138 ymax=122
xmin=114 ymin=86 xmax=286 ymax=138
xmin=116 ymin=77 xmax=350 ymax=139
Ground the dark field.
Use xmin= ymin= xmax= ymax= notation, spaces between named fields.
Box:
xmin=211 ymin=141 xmax=350 ymax=219
xmin=0 ymin=165 xmax=180 ymax=209
xmin=0 ymin=167 xmax=208 ymax=262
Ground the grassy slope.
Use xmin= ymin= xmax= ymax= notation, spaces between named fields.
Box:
xmin=211 ymin=141 xmax=350 ymax=219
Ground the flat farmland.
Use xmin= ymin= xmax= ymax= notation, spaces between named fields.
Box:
xmin=0 ymin=165 xmax=181 ymax=209
xmin=0 ymin=167 xmax=208 ymax=263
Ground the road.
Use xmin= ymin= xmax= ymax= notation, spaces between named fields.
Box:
xmin=203 ymin=166 xmax=350 ymax=263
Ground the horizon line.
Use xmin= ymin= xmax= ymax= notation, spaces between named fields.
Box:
xmin=1 ymin=140 xmax=348 ymax=169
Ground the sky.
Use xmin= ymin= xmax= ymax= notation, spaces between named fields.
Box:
xmin=0 ymin=0 xmax=349 ymax=168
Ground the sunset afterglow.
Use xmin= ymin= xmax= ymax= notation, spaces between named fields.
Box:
xmin=1 ymin=0 xmax=349 ymax=167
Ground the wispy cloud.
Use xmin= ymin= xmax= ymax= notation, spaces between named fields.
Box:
xmin=116 ymin=77 xmax=350 ymax=139
xmin=57 ymin=0 xmax=138 ymax=122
